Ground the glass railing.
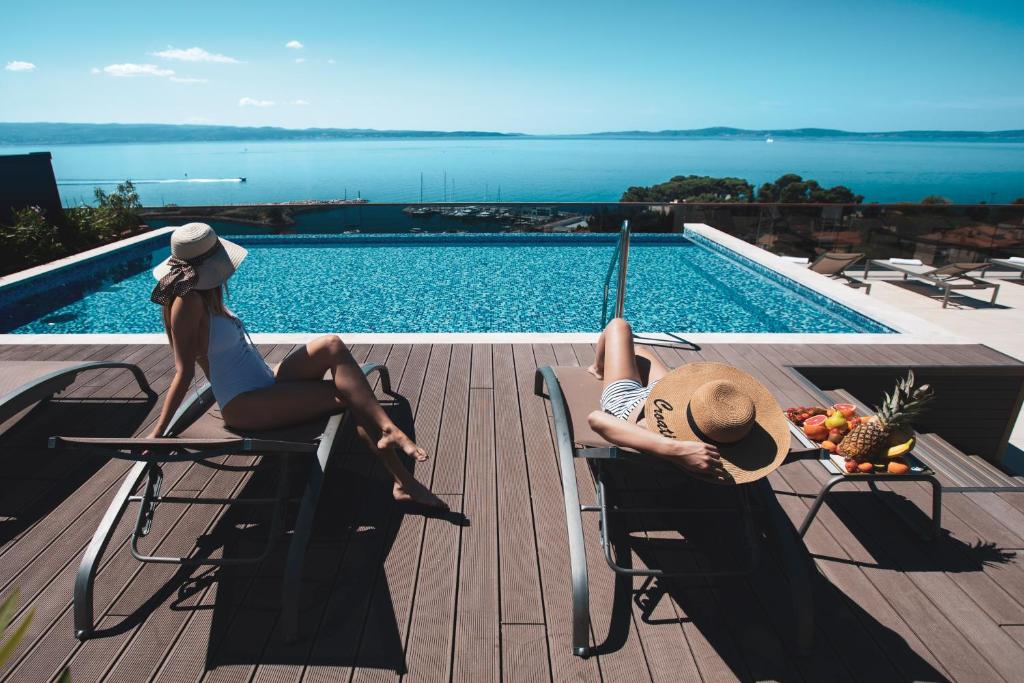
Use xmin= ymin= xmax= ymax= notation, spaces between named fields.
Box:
xmin=140 ymin=201 xmax=1024 ymax=264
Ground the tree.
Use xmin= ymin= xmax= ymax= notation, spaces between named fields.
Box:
xmin=756 ymin=174 xmax=863 ymax=203
xmin=921 ymin=195 xmax=952 ymax=205
xmin=91 ymin=180 xmax=142 ymax=239
xmin=621 ymin=175 xmax=754 ymax=202
xmin=1012 ymin=197 xmax=1024 ymax=205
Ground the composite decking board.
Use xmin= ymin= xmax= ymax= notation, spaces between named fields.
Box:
xmin=470 ymin=343 xmax=493 ymax=389
xmin=430 ymin=344 xmax=472 ymax=496
xmin=499 ymin=624 xmax=550 ymax=683
xmin=451 ymin=388 xmax=500 ymax=683
xmin=493 ymin=344 xmax=545 ymax=625
xmin=513 ymin=344 xmax=599 ymax=683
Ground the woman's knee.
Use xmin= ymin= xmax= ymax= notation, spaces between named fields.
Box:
xmin=318 ymin=334 xmax=349 ymax=358
xmin=605 ymin=317 xmax=632 ymax=335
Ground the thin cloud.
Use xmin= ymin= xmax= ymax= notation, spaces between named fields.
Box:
xmin=239 ymin=97 xmax=275 ymax=107
xmin=152 ymin=46 xmax=240 ymax=64
xmin=101 ymin=63 xmax=175 ymax=77
xmin=5 ymin=60 xmax=36 ymax=72
xmin=170 ymin=76 xmax=208 ymax=83
xmin=285 ymin=40 xmax=304 ymax=49
xmin=293 ymin=99 xmax=310 ymax=105
xmin=294 ymin=57 xmax=306 ymax=64
xmin=326 ymin=58 xmax=336 ymax=64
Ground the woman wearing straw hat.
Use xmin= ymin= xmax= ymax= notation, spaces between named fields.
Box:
xmin=145 ymin=223 xmax=447 ymax=511
xmin=587 ymin=319 xmax=790 ymax=484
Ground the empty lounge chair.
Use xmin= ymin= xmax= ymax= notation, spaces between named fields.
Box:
xmin=49 ymin=361 xmax=391 ymax=643
xmin=989 ymin=257 xmax=1024 ymax=280
xmin=807 ymin=251 xmax=871 ymax=293
xmin=1 ymin=359 xmax=155 ymax=426
xmin=866 ymin=259 xmax=999 ymax=308
xmin=533 ymin=364 xmax=814 ymax=657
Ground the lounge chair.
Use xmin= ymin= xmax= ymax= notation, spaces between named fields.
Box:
xmin=49 ymin=361 xmax=390 ymax=643
xmin=989 ymin=257 xmax=1024 ymax=280
xmin=807 ymin=251 xmax=871 ymax=294
xmin=533 ymin=365 xmax=814 ymax=657
xmin=865 ymin=260 xmax=998 ymax=308
xmin=1 ymin=360 xmax=155 ymax=426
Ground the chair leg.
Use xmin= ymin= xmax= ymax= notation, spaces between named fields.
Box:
xmin=281 ymin=417 xmax=338 ymax=643
xmin=75 ymin=462 xmax=151 ymax=640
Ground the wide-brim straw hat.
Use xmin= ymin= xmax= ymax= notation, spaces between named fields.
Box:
xmin=644 ymin=362 xmax=790 ymax=484
xmin=152 ymin=222 xmax=247 ymax=290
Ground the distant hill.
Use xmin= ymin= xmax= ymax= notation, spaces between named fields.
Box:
xmin=1 ymin=122 xmax=1022 ymax=145
xmin=0 ymin=122 xmax=523 ymax=145
xmin=575 ymin=127 xmax=1024 ymax=142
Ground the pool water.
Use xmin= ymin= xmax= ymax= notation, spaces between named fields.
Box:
xmin=0 ymin=234 xmax=890 ymax=334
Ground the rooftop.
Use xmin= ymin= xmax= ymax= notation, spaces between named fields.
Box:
xmin=2 ymin=340 xmax=1023 ymax=682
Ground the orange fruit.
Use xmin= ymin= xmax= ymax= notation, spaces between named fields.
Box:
xmin=887 ymin=460 xmax=910 ymax=475
xmin=821 ymin=440 xmax=837 ymax=453
xmin=857 ymin=462 xmax=874 ymax=473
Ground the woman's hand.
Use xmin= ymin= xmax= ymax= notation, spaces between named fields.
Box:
xmin=662 ymin=439 xmax=728 ymax=480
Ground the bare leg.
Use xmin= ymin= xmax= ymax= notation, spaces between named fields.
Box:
xmin=274 ymin=336 xmax=427 ymax=461
xmin=224 ymin=336 xmax=443 ymax=509
xmin=592 ymin=318 xmax=642 ymax=387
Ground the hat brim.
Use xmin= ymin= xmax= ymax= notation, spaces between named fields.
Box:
xmin=644 ymin=363 xmax=790 ymax=485
xmin=152 ymin=237 xmax=248 ymax=290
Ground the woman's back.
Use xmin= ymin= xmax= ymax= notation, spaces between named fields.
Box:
xmin=206 ymin=313 xmax=275 ymax=409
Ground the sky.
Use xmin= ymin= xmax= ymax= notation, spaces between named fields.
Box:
xmin=1 ymin=0 xmax=1022 ymax=134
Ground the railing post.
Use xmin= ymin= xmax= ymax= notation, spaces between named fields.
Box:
xmin=613 ymin=220 xmax=630 ymax=319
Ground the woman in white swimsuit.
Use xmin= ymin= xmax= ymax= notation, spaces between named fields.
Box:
xmin=146 ymin=223 xmax=445 ymax=512
xmin=587 ymin=318 xmax=726 ymax=479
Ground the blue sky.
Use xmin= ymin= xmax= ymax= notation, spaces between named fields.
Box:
xmin=2 ymin=0 xmax=1022 ymax=134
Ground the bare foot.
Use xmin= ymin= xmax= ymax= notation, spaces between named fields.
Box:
xmin=394 ymin=480 xmax=449 ymax=511
xmin=587 ymin=363 xmax=603 ymax=381
xmin=378 ymin=426 xmax=429 ymax=461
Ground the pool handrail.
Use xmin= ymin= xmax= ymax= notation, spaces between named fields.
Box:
xmin=601 ymin=220 xmax=631 ymax=326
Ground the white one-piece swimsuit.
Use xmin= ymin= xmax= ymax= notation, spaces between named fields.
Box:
xmin=206 ymin=313 xmax=275 ymax=409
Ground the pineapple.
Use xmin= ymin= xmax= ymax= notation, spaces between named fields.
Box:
xmin=838 ymin=371 xmax=933 ymax=462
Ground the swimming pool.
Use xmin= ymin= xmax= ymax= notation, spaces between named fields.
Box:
xmin=0 ymin=233 xmax=891 ymax=334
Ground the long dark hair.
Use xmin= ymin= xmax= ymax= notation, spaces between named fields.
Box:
xmin=160 ymin=284 xmax=231 ymax=346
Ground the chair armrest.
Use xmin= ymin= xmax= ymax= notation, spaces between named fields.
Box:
xmin=49 ymin=435 xmax=319 ymax=460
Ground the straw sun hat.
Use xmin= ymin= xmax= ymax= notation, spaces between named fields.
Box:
xmin=644 ymin=362 xmax=790 ymax=484
xmin=152 ymin=222 xmax=247 ymax=291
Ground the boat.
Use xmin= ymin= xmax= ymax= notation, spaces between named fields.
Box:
xmin=765 ymin=135 xmax=774 ymax=144
xmin=238 ymin=177 xmax=247 ymax=182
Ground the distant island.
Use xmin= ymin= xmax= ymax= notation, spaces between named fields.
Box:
xmin=1 ymin=122 xmax=1023 ymax=146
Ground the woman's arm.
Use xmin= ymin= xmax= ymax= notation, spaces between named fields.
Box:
xmin=145 ymin=295 xmax=204 ymax=438
xmin=587 ymin=410 xmax=727 ymax=480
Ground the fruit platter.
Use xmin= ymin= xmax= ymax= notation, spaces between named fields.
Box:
xmin=785 ymin=372 xmax=933 ymax=476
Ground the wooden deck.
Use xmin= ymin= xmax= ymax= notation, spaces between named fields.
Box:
xmin=1 ymin=341 xmax=1024 ymax=682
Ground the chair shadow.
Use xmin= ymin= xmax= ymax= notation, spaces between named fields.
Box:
xmin=0 ymin=396 xmax=155 ymax=547
xmin=590 ymin=464 xmax=949 ymax=682
xmin=811 ymin=490 xmax=1016 ymax=572
xmin=888 ymin=281 xmax=1009 ymax=310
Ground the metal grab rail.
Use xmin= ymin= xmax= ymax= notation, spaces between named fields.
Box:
xmin=600 ymin=220 xmax=631 ymax=327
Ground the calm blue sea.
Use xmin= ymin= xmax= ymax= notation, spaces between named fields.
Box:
xmin=2 ymin=137 xmax=1022 ymax=206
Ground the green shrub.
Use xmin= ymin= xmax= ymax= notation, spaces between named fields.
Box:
xmin=0 ymin=206 xmax=65 ymax=272
xmin=90 ymin=181 xmax=142 ymax=239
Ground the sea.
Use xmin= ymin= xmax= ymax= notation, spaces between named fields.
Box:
xmin=2 ymin=137 xmax=1022 ymax=206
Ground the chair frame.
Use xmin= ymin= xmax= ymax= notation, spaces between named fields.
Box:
xmin=865 ymin=261 xmax=999 ymax=308
xmin=808 ymin=252 xmax=872 ymax=294
xmin=0 ymin=361 xmax=156 ymax=425
xmin=49 ymin=362 xmax=389 ymax=643
xmin=534 ymin=366 xmax=814 ymax=658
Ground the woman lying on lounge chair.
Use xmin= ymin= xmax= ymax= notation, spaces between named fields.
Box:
xmin=145 ymin=222 xmax=446 ymax=512
xmin=586 ymin=318 xmax=728 ymax=480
